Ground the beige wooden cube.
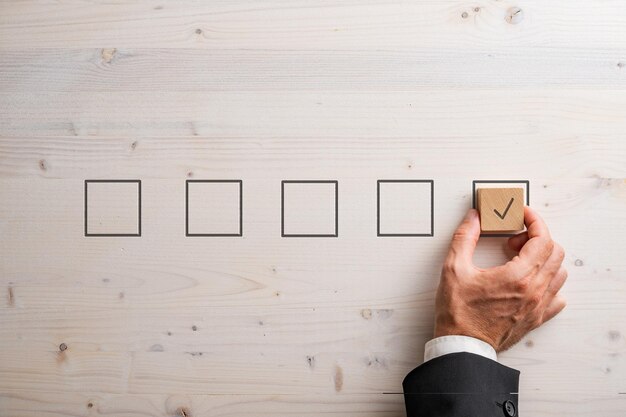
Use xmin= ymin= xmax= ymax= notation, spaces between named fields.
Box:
xmin=477 ymin=187 xmax=524 ymax=233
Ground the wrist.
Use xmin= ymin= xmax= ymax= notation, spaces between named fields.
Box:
xmin=434 ymin=317 xmax=497 ymax=351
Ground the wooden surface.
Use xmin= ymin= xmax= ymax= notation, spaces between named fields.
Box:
xmin=477 ymin=187 xmax=524 ymax=232
xmin=0 ymin=1 xmax=625 ymax=416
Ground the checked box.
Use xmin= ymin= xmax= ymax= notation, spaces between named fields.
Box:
xmin=472 ymin=180 xmax=529 ymax=237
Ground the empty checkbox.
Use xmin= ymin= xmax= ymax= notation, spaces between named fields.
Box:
xmin=281 ymin=180 xmax=338 ymax=237
xmin=377 ymin=180 xmax=434 ymax=237
xmin=84 ymin=180 xmax=141 ymax=237
xmin=186 ymin=180 xmax=242 ymax=237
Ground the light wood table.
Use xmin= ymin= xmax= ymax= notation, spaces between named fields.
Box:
xmin=1 ymin=1 xmax=625 ymax=415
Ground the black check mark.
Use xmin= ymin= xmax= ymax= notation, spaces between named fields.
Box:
xmin=494 ymin=197 xmax=515 ymax=220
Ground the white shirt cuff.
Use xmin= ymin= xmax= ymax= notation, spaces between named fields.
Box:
xmin=424 ymin=335 xmax=498 ymax=362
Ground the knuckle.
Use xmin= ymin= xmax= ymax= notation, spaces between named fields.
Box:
xmin=514 ymin=276 xmax=531 ymax=293
xmin=503 ymin=257 xmax=522 ymax=278
xmin=451 ymin=230 xmax=468 ymax=243
xmin=528 ymin=292 xmax=542 ymax=308
xmin=510 ymin=312 xmax=524 ymax=325
xmin=442 ymin=259 xmax=456 ymax=275
xmin=555 ymin=244 xmax=565 ymax=262
xmin=443 ymin=258 xmax=466 ymax=277
xmin=544 ymin=239 xmax=555 ymax=254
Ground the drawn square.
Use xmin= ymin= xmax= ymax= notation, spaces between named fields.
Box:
xmin=186 ymin=180 xmax=242 ymax=237
xmin=377 ymin=180 xmax=434 ymax=237
xmin=84 ymin=180 xmax=141 ymax=237
xmin=281 ymin=181 xmax=338 ymax=237
xmin=472 ymin=180 xmax=530 ymax=237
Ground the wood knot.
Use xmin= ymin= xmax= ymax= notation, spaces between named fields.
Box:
xmin=38 ymin=159 xmax=48 ymax=171
xmin=333 ymin=365 xmax=343 ymax=392
xmin=366 ymin=356 xmax=388 ymax=368
xmin=59 ymin=343 xmax=68 ymax=352
xmin=306 ymin=355 xmax=315 ymax=368
xmin=149 ymin=344 xmax=164 ymax=352
xmin=178 ymin=407 xmax=192 ymax=417
xmin=101 ymin=48 xmax=116 ymax=64
xmin=506 ymin=7 xmax=523 ymax=24
xmin=8 ymin=286 xmax=15 ymax=307
xmin=361 ymin=308 xmax=393 ymax=320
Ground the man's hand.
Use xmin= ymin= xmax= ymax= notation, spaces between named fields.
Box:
xmin=434 ymin=207 xmax=567 ymax=352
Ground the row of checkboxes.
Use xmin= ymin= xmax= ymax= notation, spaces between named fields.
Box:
xmin=84 ymin=179 xmax=528 ymax=237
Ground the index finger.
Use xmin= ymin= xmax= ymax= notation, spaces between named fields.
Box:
xmin=518 ymin=206 xmax=553 ymax=267
xmin=524 ymin=206 xmax=551 ymax=240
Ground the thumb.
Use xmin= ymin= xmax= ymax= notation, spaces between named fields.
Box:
xmin=445 ymin=209 xmax=480 ymax=267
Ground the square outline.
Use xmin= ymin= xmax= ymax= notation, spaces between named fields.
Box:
xmin=185 ymin=179 xmax=243 ymax=237
xmin=377 ymin=179 xmax=434 ymax=237
xmin=472 ymin=180 xmax=530 ymax=238
xmin=84 ymin=179 xmax=142 ymax=237
xmin=281 ymin=180 xmax=338 ymax=238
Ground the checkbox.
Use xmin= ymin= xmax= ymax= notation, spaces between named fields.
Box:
xmin=377 ymin=180 xmax=434 ymax=237
xmin=281 ymin=180 xmax=338 ymax=237
xmin=186 ymin=180 xmax=242 ymax=237
xmin=472 ymin=180 xmax=529 ymax=237
xmin=84 ymin=180 xmax=141 ymax=237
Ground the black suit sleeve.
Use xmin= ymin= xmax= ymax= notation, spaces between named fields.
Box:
xmin=402 ymin=352 xmax=520 ymax=417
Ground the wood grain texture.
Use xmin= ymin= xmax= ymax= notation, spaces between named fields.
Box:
xmin=1 ymin=0 xmax=626 ymax=51
xmin=1 ymin=0 xmax=625 ymax=415
xmin=1 ymin=48 xmax=625 ymax=93
xmin=477 ymin=187 xmax=524 ymax=232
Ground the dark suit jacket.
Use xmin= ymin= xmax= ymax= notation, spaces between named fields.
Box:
xmin=403 ymin=352 xmax=520 ymax=417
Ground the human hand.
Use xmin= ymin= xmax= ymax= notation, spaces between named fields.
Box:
xmin=433 ymin=207 xmax=567 ymax=352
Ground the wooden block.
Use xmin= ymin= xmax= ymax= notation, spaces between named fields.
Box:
xmin=477 ymin=187 xmax=524 ymax=233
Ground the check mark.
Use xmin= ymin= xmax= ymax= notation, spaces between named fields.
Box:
xmin=494 ymin=198 xmax=515 ymax=220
